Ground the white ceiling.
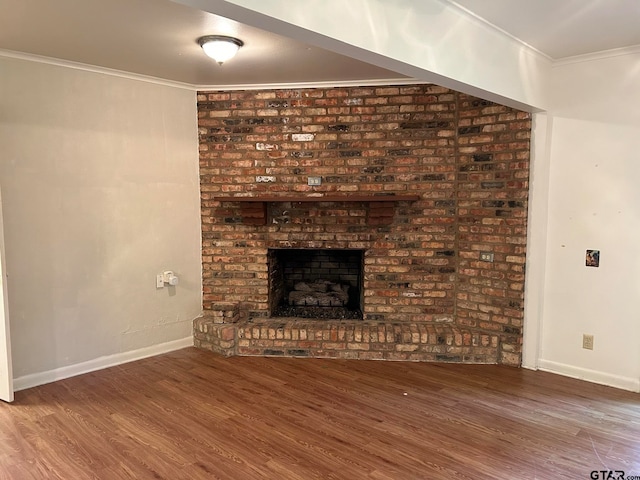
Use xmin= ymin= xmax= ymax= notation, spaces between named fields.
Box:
xmin=0 ymin=0 xmax=405 ymax=86
xmin=1 ymin=0 xmax=639 ymax=86
xmin=451 ymin=0 xmax=640 ymax=59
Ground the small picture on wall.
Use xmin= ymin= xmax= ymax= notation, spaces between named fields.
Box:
xmin=586 ymin=249 xmax=600 ymax=267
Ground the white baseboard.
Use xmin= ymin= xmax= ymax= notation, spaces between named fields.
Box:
xmin=537 ymin=359 xmax=640 ymax=393
xmin=13 ymin=336 xmax=194 ymax=392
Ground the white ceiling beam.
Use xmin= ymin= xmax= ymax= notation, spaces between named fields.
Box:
xmin=173 ymin=0 xmax=550 ymax=111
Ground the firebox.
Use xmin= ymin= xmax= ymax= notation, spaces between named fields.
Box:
xmin=268 ymin=248 xmax=364 ymax=319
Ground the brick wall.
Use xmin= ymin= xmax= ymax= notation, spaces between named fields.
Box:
xmin=197 ymin=84 xmax=530 ymax=365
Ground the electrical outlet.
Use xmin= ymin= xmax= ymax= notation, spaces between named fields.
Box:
xmin=480 ymin=252 xmax=494 ymax=262
xmin=308 ymin=176 xmax=322 ymax=186
xmin=156 ymin=274 xmax=164 ymax=289
xmin=582 ymin=334 xmax=594 ymax=350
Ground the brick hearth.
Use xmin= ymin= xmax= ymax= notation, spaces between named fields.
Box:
xmin=194 ymin=315 xmax=500 ymax=363
xmin=196 ymin=84 xmax=530 ymax=366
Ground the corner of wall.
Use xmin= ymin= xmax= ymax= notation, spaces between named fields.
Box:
xmin=522 ymin=112 xmax=552 ymax=369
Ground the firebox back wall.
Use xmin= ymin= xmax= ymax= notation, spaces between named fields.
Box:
xmin=198 ymin=84 xmax=530 ymax=342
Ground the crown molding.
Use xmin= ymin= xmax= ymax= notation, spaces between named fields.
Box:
xmin=442 ymin=0 xmax=640 ymax=68
xmin=194 ymin=78 xmax=425 ymax=91
xmin=552 ymin=44 xmax=640 ymax=67
xmin=0 ymin=49 xmax=425 ymax=92
xmin=443 ymin=0 xmax=552 ymax=63
xmin=0 ymin=49 xmax=196 ymax=91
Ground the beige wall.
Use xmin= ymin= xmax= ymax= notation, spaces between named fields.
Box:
xmin=0 ymin=58 xmax=202 ymax=381
xmin=534 ymin=52 xmax=640 ymax=391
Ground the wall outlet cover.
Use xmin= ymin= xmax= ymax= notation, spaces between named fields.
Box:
xmin=480 ymin=252 xmax=494 ymax=262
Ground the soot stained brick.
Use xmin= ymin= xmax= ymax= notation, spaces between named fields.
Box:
xmin=264 ymin=349 xmax=284 ymax=356
xmin=400 ymin=121 xmax=450 ymax=129
xmin=290 ymin=152 xmax=314 ymax=158
xmin=374 ymin=175 xmax=395 ymax=182
xmin=481 ymin=182 xmax=505 ymax=189
xmin=473 ymin=153 xmax=493 ymax=162
xmin=483 ymin=200 xmax=505 ymax=208
xmin=267 ymin=100 xmax=289 ymax=108
xmin=422 ymin=174 xmax=446 ymax=181
xmin=388 ymin=149 xmax=410 ymax=156
xmin=458 ymin=126 xmax=482 ymax=135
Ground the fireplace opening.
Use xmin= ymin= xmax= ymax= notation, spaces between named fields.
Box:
xmin=268 ymin=248 xmax=364 ymax=319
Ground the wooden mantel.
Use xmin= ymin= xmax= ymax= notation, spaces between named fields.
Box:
xmin=214 ymin=194 xmax=420 ymax=225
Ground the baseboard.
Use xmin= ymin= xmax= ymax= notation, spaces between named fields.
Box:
xmin=13 ymin=336 xmax=194 ymax=392
xmin=537 ymin=359 xmax=640 ymax=393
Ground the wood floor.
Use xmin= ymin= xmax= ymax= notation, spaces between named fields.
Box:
xmin=1 ymin=349 xmax=639 ymax=479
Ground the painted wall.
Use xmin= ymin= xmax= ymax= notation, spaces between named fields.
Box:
xmin=175 ymin=0 xmax=550 ymax=111
xmin=537 ymin=52 xmax=640 ymax=391
xmin=0 ymin=58 xmax=202 ymax=383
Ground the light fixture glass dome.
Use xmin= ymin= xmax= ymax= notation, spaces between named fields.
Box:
xmin=198 ymin=35 xmax=244 ymax=65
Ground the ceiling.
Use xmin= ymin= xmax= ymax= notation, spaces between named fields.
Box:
xmin=0 ymin=0 xmax=405 ymax=86
xmin=451 ymin=0 xmax=640 ymax=59
xmin=1 ymin=0 xmax=639 ymax=87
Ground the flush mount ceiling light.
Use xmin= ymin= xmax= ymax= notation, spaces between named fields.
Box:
xmin=198 ymin=35 xmax=244 ymax=65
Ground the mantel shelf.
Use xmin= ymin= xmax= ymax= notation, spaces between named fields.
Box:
xmin=213 ymin=194 xmax=420 ymax=226
xmin=213 ymin=194 xmax=420 ymax=203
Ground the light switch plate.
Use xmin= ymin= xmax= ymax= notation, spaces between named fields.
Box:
xmin=156 ymin=274 xmax=164 ymax=288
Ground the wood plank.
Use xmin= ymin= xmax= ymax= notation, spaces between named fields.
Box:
xmin=0 ymin=348 xmax=638 ymax=479
xmin=214 ymin=195 xmax=420 ymax=203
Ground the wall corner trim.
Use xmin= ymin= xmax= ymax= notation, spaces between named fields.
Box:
xmin=13 ymin=336 xmax=195 ymax=392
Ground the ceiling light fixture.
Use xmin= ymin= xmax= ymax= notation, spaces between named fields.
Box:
xmin=198 ymin=35 xmax=244 ymax=65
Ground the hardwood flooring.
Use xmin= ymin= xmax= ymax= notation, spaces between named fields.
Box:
xmin=1 ymin=348 xmax=639 ymax=479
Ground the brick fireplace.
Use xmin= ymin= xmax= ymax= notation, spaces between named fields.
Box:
xmin=194 ymin=84 xmax=530 ymax=366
